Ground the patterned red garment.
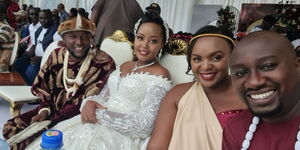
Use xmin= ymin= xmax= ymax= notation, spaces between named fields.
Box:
xmin=0 ymin=20 xmax=15 ymax=71
xmin=216 ymin=109 xmax=243 ymax=128
xmin=3 ymin=47 xmax=116 ymax=150
xmin=222 ymin=110 xmax=300 ymax=150
xmin=6 ymin=0 xmax=20 ymax=29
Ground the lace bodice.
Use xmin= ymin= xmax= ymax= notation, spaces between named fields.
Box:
xmin=82 ymin=67 xmax=172 ymax=139
xmin=26 ymin=68 xmax=171 ymax=150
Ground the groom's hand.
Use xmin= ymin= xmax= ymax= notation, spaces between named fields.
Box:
xmin=81 ymin=101 xmax=107 ymax=124
xmin=31 ymin=110 xmax=49 ymax=124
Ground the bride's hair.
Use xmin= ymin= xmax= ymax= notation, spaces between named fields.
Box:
xmin=134 ymin=11 xmax=169 ymax=45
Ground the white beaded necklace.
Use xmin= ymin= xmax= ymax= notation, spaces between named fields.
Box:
xmin=63 ymin=48 xmax=95 ymax=98
xmin=241 ymin=116 xmax=300 ymax=150
xmin=132 ymin=60 xmax=156 ymax=72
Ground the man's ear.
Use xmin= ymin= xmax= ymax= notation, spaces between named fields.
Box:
xmin=58 ymin=40 xmax=65 ymax=47
xmin=295 ymin=56 xmax=300 ymax=68
xmin=90 ymin=38 xmax=96 ymax=48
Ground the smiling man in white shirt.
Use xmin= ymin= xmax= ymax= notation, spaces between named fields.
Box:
xmin=14 ymin=9 xmax=59 ymax=85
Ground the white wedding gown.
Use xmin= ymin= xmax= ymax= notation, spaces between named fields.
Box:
xmin=26 ymin=67 xmax=171 ymax=150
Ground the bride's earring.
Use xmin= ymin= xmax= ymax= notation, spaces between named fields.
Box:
xmin=157 ymin=49 xmax=163 ymax=61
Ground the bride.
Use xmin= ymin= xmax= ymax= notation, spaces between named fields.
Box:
xmin=26 ymin=11 xmax=171 ymax=150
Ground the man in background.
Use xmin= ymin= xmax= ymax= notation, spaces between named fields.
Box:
xmin=14 ymin=9 xmax=58 ymax=85
xmin=13 ymin=10 xmax=29 ymax=39
xmin=90 ymin=0 xmax=143 ymax=47
xmin=57 ymin=3 xmax=68 ymax=23
xmin=250 ymin=15 xmax=277 ymax=32
xmin=0 ymin=3 xmax=15 ymax=72
xmin=0 ymin=0 xmax=20 ymax=29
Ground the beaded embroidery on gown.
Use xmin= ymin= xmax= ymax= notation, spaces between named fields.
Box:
xmin=26 ymin=67 xmax=171 ymax=150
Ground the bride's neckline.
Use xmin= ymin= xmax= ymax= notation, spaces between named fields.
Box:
xmin=117 ymin=67 xmax=170 ymax=81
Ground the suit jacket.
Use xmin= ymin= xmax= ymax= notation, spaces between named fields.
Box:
xmin=34 ymin=23 xmax=59 ymax=51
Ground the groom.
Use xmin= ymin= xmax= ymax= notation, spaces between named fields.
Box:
xmin=3 ymin=15 xmax=115 ymax=150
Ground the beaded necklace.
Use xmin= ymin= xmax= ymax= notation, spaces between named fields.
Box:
xmin=132 ymin=60 xmax=156 ymax=72
xmin=63 ymin=48 xmax=95 ymax=98
xmin=241 ymin=116 xmax=300 ymax=150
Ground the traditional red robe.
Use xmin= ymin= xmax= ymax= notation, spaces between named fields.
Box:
xmin=222 ymin=110 xmax=300 ymax=150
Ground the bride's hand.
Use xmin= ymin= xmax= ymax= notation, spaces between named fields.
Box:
xmin=81 ymin=100 xmax=107 ymax=124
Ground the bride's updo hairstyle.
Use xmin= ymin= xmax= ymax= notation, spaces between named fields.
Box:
xmin=134 ymin=11 xmax=169 ymax=45
xmin=132 ymin=11 xmax=170 ymax=61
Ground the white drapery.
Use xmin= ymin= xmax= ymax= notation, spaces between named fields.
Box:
xmin=19 ymin=0 xmax=196 ymax=32
xmin=138 ymin=0 xmax=195 ymax=33
xmin=19 ymin=0 xmax=300 ymax=32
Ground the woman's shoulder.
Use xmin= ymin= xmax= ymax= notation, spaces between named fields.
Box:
xmin=171 ymin=82 xmax=194 ymax=95
xmin=165 ymin=81 xmax=195 ymax=104
xmin=150 ymin=64 xmax=170 ymax=79
xmin=120 ymin=61 xmax=133 ymax=66
xmin=119 ymin=61 xmax=134 ymax=72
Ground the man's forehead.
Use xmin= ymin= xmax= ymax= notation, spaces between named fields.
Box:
xmin=233 ymin=32 xmax=289 ymax=55
xmin=66 ymin=31 xmax=90 ymax=35
xmin=63 ymin=31 xmax=92 ymax=38
xmin=231 ymin=32 xmax=294 ymax=66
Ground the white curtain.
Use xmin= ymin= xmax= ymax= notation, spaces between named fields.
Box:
xmin=19 ymin=0 xmax=300 ymax=33
xmin=137 ymin=0 xmax=196 ymax=33
xmin=19 ymin=0 xmax=196 ymax=33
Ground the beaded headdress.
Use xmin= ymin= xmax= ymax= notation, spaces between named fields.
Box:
xmin=57 ymin=15 xmax=96 ymax=36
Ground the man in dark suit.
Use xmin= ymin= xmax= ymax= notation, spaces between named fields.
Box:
xmin=14 ymin=9 xmax=59 ymax=85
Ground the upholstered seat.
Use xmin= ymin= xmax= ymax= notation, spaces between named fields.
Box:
xmin=160 ymin=52 xmax=194 ymax=85
xmin=100 ymin=30 xmax=133 ymax=66
xmin=0 ymin=41 xmax=60 ymax=117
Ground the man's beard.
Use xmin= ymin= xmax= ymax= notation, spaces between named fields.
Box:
xmin=245 ymin=96 xmax=283 ymax=118
xmin=68 ymin=46 xmax=90 ymax=60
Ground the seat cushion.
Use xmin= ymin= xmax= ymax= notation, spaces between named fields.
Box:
xmin=100 ymin=38 xmax=133 ymax=66
xmin=160 ymin=53 xmax=194 ymax=85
